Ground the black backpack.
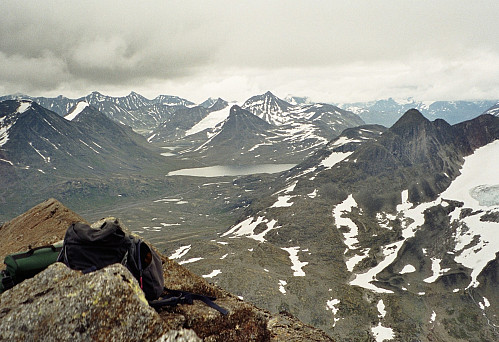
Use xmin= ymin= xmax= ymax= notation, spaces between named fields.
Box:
xmin=57 ymin=218 xmax=228 ymax=315
xmin=57 ymin=219 xmax=164 ymax=301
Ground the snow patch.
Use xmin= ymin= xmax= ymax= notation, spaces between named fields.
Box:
xmin=0 ymin=158 xmax=13 ymax=165
xmin=281 ymin=247 xmax=308 ymax=276
xmin=430 ymin=311 xmax=436 ymax=323
xmin=202 ymin=269 xmax=222 ymax=278
xmin=16 ymin=100 xmax=32 ymax=114
xmin=222 ymin=216 xmax=280 ymax=242
xmin=377 ymin=300 xmax=387 ymax=318
xmin=186 ymin=103 xmax=238 ymax=136
xmin=278 ymin=280 xmax=287 ymax=294
xmin=330 ymin=136 xmax=362 ymax=148
xmin=321 ymin=151 xmax=353 ymax=168
xmin=65 ymin=101 xmax=89 ymax=121
xmin=333 ymin=194 xmax=360 ymax=250
xmin=307 ymin=189 xmax=317 ymax=198
xmin=326 ymin=298 xmax=341 ymax=326
xmin=349 ymin=242 xmax=400 ymax=294
xmin=169 ymin=245 xmax=191 ymax=259
xmin=400 ymin=264 xmax=416 ymax=274
xmin=423 ymin=258 xmax=450 ymax=283
xmin=270 ymin=195 xmax=295 ymax=208
xmin=371 ymin=323 xmax=395 ymax=342
xmin=345 ymin=249 xmax=370 ymax=272
xmin=179 ymin=257 xmax=204 ymax=265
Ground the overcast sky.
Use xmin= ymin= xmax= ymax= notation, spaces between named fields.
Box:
xmin=1 ymin=1 xmax=499 ymax=103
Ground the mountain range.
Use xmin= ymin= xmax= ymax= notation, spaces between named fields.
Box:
xmin=338 ymin=97 xmax=498 ymax=127
xmin=176 ymin=93 xmax=365 ymax=165
xmin=0 ymin=99 xmax=181 ymax=217
xmin=1 ymin=90 xmax=498 ymax=341
xmin=0 ymin=91 xmax=194 ymax=132
xmin=4 ymin=91 xmax=496 ymax=138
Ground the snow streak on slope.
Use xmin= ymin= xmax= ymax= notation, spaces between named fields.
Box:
xmin=0 ymin=116 xmax=13 ymax=147
xmin=17 ymin=100 xmax=32 ymax=114
xmin=282 ymin=247 xmax=308 ymax=276
xmin=185 ymin=103 xmax=239 ymax=136
xmin=222 ymin=216 xmax=281 ymax=243
xmin=333 ymin=195 xmax=360 ymax=250
xmin=65 ymin=101 xmax=89 ymax=121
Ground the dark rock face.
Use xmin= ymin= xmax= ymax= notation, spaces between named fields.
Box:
xmin=0 ymin=200 xmax=334 ymax=342
xmin=208 ymin=105 xmax=274 ymax=149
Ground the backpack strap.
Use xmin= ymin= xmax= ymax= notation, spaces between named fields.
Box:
xmin=137 ymin=240 xmax=143 ymax=290
xmin=11 ymin=244 xmax=62 ymax=260
xmin=149 ymin=288 xmax=229 ymax=315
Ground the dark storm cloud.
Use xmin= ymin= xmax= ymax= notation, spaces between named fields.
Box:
xmin=0 ymin=1 xmax=220 ymax=92
xmin=1 ymin=1 xmax=499 ymax=102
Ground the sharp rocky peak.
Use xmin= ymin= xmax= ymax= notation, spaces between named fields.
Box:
xmin=224 ymin=105 xmax=272 ymax=129
xmin=389 ymin=109 xmax=433 ymax=136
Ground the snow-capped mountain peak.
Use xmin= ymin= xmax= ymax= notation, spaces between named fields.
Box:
xmin=242 ymin=91 xmax=293 ymax=125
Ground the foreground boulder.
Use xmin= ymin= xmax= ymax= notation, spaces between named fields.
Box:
xmin=0 ymin=262 xmax=200 ymax=341
xmin=0 ymin=199 xmax=333 ymax=341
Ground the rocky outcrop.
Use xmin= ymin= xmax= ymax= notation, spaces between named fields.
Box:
xmin=0 ymin=199 xmax=333 ymax=341
xmin=0 ymin=198 xmax=86 ymax=262
xmin=0 ymin=262 xmax=198 ymax=341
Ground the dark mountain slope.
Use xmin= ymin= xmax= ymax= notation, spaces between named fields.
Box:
xmin=70 ymin=105 xmax=165 ymax=167
xmin=0 ymin=100 xmax=176 ymax=220
xmin=307 ymin=110 xmax=499 ymax=210
xmin=178 ymin=105 xmax=279 ymax=164
xmin=208 ymin=105 xmax=273 ymax=148
xmin=148 ymin=105 xmax=210 ymax=141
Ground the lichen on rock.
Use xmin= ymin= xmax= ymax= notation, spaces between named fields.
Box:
xmin=0 ymin=262 xmax=199 ymax=341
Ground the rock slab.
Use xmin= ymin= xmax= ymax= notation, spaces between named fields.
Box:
xmin=0 ymin=262 xmax=200 ymax=342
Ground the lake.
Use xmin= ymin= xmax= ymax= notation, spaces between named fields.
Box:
xmin=167 ymin=164 xmax=296 ymax=177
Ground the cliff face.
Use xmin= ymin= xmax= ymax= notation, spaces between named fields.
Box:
xmin=0 ymin=198 xmax=333 ymax=342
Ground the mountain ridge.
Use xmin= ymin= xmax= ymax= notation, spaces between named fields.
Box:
xmin=339 ymin=97 xmax=498 ymax=126
xmin=178 ymin=110 xmax=499 ymax=340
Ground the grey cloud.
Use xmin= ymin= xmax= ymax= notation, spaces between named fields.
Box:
xmin=1 ymin=1 xmax=499 ymax=101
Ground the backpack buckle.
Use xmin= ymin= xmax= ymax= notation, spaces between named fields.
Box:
xmin=1 ymin=271 xmax=15 ymax=291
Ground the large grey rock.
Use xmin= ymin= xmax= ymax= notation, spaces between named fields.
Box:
xmin=0 ymin=262 xmax=200 ymax=342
